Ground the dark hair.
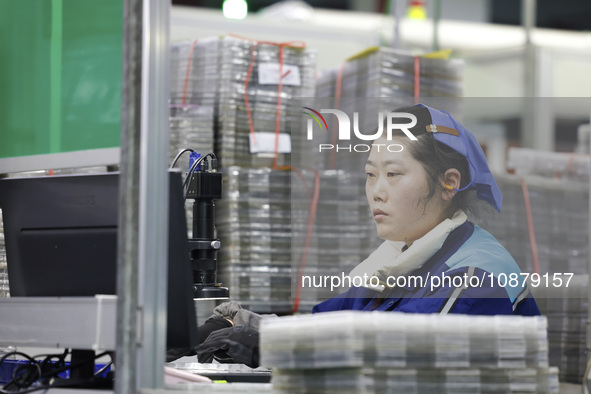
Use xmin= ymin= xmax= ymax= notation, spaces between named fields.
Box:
xmin=390 ymin=106 xmax=490 ymax=222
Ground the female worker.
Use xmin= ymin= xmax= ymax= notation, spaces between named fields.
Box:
xmin=313 ymin=103 xmax=540 ymax=316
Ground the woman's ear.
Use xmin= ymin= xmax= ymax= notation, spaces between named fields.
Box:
xmin=442 ymin=169 xmax=461 ymax=201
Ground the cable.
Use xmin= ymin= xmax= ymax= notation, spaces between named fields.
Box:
xmin=0 ymin=352 xmax=40 ymax=394
xmin=169 ymin=148 xmax=195 ymax=169
xmin=0 ymin=350 xmax=111 ymax=394
xmin=94 ymin=361 xmax=113 ymax=377
xmin=182 ymin=152 xmax=217 ymax=200
xmin=182 ymin=155 xmax=208 ymax=198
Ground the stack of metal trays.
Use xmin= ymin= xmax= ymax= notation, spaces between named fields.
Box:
xmin=169 ymin=105 xmax=215 ymax=166
xmin=261 ymin=311 xmax=558 ymax=393
xmin=482 ymin=167 xmax=589 ymax=384
xmin=507 ymin=147 xmax=590 ymax=182
xmin=216 ymin=167 xmax=379 ymax=314
xmin=170 ymin=37 xmax=220 ymax=107
xmin=217 ymin=167 xmax=293 ymax=314
xmin=216 ymin=36 xmax=316 ymax=168
xmin=535 ymin=274 xmax=588 ymax=383
xmin=316 ymin=47 xmax=463 ymax=99
xmin=486 ymin=173 xmax=589 ymax=275
xmin=291 ymin=169 xmax=380 ymax=312
xmin=169 ymin=39 xmax=218 ymax=164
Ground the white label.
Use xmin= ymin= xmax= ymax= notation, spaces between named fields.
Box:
xmin=249 ymin=132 xmax=292 ymax=154
xmin=258 ymin=63 xmax=301 ymax=86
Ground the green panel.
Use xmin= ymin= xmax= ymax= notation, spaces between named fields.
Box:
xmin=0 ymin=0 xmax=122 ymax=159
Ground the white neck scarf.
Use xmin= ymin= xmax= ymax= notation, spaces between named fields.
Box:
xmin=349 ymin=210 xmax=467 ymax=292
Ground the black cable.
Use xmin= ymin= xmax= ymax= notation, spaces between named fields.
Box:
xmin=39 ymin=351 xmax=110 ymax=380
xmin=169 ymin=148 xmax=195 ymax=169
xmin=182 ymin=155 xmax=207 ymax=199
xmin=0 ymin=350 xmax=111 ymax=394
xmin=0 ymin=352 xmax=41 ymax=393
xmin=11 ymin=364 xmax=41 ymax=389
xmin=182 ymin=152 xmax=217 ymax=200
xmin=93 ymin=361 xmax=112 ymax=377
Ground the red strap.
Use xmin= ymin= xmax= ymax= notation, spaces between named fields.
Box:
xmin=413 ymin=56 xmax=420 ymax=104
xmin=330 ymin=64 xmax=345 ymax=170
xmin=519 ymin=177 xmax=540 ymax=274
xmin=181 ymin=40 xmax=199 ymax=106
xmin=565 ymin=152 xmax=588 ymax=178
xmin=291 ymin=168 xmax=321 ymax=314
xmin=229 ymin=34 xmax=306 ymax=169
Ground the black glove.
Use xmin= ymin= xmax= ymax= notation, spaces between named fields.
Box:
xmin=166 ymin=318 xmax=232 ymax=363
xmin=194 ymin=325 xmax=260 ymax=368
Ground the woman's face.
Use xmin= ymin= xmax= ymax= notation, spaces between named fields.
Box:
xmin=365 ymin=137 xmax=448 ymax=246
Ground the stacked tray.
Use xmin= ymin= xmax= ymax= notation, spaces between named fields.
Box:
xmin=291 ymin=169 xmax=380 ymax=312
xmin=261 ymin=311 xmax=558 ymax=393
xmin=217 ymin=167 xmax=293 ymax=314
xmin=508 ymin=147 xmax=590 ymax=181
xmin=216 ymin=36 xmax=316 ymax=168
xmin=486 ymin=173 xmax=589 ymax=275
xmin=170 ymin=37 xmax=220 ymax=107
xmin=535 ymin=274 xmax=588 ymax=383
xmin=216 ymin=167 xmax=380 ymax=314
xmin=316 ymin=47 xmax=463 ymax=100
xmin=169 ymin=39 xmax=218 ymax=165
xmin=169 ymin=105 xmax=215 ymax=168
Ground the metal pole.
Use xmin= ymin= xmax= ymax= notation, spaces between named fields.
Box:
xmin=520 ymin=0 xmax=549 ymax=150
xmin=432 ymin=0 xmax=441 ymax=52
xmin=521 ymin=0 xmax=535 ymax=97
xmin=390 ymin=0 xmax=400 ymax=49
xmin=587 ymin=105 xmax=591 ymax=394
xmin=116 ymin=0 xmax=142 ymax=392
xmin=137 ymin=0 xmax=171 ymax=388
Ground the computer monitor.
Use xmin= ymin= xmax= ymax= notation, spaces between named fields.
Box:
xmin=0 ymin=171 xmax=197 ymax=349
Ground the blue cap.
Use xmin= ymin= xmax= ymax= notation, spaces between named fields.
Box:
xmin=415 ymin=104 xmax=503 ymax=212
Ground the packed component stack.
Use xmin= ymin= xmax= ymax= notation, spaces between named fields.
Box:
xmin=507 ymin=147 xmax=590 ymax=181
xmin=291 ymin=169 xmax=380 ymax=312
xmin=0 ymin=209 xmax=7 ymax=298
xmin=185 ymin=36 xmax=317 ymax=312
xmin=216 ymin=167 xmax=293 ymax=314
xmin=216 ymin=36 xmax=316 ymax=169
xmin=303 ymin=47 xmax=464 ymax=172
xmin=485 ymin=173 xmax=588 ymax=275
xmin=170 ymin=38 xmax=219 ymax=108
xmin=261 ymin=311 xmax=558 ymax=393
xmin=535 ymin=275 xmax=588 ymax=383
xmin=576 ymin=124 xmax=590 ymax=154
xmin=217 ymin=167 xmax=379 ymax=314
xmin=485 ymin=149 xmax=590 ymax=384
xmin=316 ymin=48 xmax=463 ymax=100
xmin=169 ymin=39 xmax=218 ymax=166
xmin=169 ymin=105 xmax=215 ymax=166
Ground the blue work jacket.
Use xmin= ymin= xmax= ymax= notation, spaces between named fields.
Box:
xmin=313 ymin=221 xmax=540 ymax=316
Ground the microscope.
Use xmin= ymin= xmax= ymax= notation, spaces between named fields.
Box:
xmin=184 ymin=152 xmax=229 ymax=300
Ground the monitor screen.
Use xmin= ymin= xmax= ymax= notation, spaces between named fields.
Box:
xmin=0 ymin=171 xmax=197 ymax=349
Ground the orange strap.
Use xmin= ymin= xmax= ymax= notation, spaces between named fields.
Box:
xmin=413 ymin=56 xmax=420 ymax=104
xmin=291 ymin=167 xmax=321 ymax=314
xmin=330 ymin=64 xmax=344 ymax=170
xmin=565 ymin=152 xmax=589 ymax=178
xmin=519 ymin=177 xmax=540 ymax=274
xmin=181 ymin=40 xmax=199 ymax=106
xmin=229 ymin=34 xmax=306 ymax=169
